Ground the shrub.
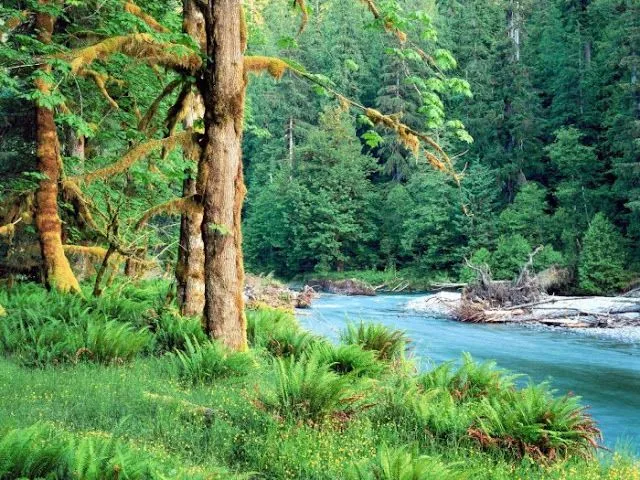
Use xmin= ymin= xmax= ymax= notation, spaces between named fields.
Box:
xmin=341 ymin=322 xmax=408 ymax=361
xmin=460 ymin=248 xmax=492 ymax=282
xmin=265 ymin=326 xmax=318 ymax=358
xmin=418 ymin=354 xmax=517 ymax=403
xmin=246 ymin=307 xmax=299 ymax=347
xmin=247 ymin=307 xmax=318 ymax=357
xmin=371 ymin=377 xmax=473 ymax=442
xmin=170 ymin=337 xmax=253 ymax=385
xmin=311 ymin=343 xmax=384 ymax=377
xmin=349 ymin=444 xmax=460 ymax=480
xmin=153 ymin=313 xmax=207 ymax=353
xmin=84 ymin=320 xmax=153 ymax=363
xmin=578 ymin=213 xmax=628 ymax=294
xmin=0 ymin=424 xmax=158 ymax=480
xmin=471 ymin=383 xmax=601 ymax=460
xmin=0 ymin=283 xmax=154 ymax=366
xmin=261 ymin=353 xmax=366 ymax=423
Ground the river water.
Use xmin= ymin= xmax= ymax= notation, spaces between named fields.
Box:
xmin=297 ymin=293 xmax=640 ymax=451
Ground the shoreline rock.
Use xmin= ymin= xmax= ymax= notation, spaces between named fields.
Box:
xmin=406 ymin=292 xmax=640 ymax=329
xmin=244 ymin=274 xmax=317 ymax=310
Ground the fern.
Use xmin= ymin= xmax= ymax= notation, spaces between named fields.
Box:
xmin=170 ymin=337 xmax=253 ymax=385
xmin=261 ymin=352 xmax=367 ymax=423
xmin=341 ymin=322 xmax=409 ymax=361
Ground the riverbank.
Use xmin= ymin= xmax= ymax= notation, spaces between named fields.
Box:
xmin=300 ymin=293 xmax=640 ymax=448
xmin=406 ymin=292 xmax=640 ymax=329
xmin=1 ymin=281 xmax=639 ymax=478
xmin=298 ymin=269 xmax=449 ymax=293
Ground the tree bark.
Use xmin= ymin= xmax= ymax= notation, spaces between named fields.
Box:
xmin=198 ymin=0 xmax=247 ymax=350
xmin=176 ymin=0 xmax=206 ymax=317
xmin=34 ymin=3 xmax=81 ymax=294
xmin=177 ymin=175 xmax=205 ymax=316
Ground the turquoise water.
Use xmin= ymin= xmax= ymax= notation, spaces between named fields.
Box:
xmin=297 ymin=293 xmax=640 ymax=451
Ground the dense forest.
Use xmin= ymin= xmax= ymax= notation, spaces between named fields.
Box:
xmin=242 ymin=0 xmax=639 ymax=294
xmin=2 ymin=1 xmax=639 ymax=301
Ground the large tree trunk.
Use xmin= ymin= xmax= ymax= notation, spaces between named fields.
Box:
xmin=34 ymin=3 xmax=81 ymax=294
xmin=198 ymin=0 xmax=247 ymax=350
xmin=177 ymin=175 xmax=205 ymax=316
xmin=176 ymin=0 xmax=206 ymax=317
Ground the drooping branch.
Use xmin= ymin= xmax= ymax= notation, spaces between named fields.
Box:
xmin=123 ymin=2 xmax=169 ymax=33
xmin=64 ymin=34 xmax=202 ymax=75
xmin=243 ymin=54 xmax=457 ymax=180
xmin=77 ymin=69 xmax=121 ymax=109
xmin=134 ymin=196 xmax=202 ymax=231
xmin=293 ymin=0 xmax=308 ymax=34
xmin=61 ymin=180 xmax=99 ymax=230
xmin=71 ymin=131 xmax=197 ymax=185
xmin=358 ymin=0 xmax=406 ymax=42
xmin=138 ymin=78 xmax=183 ymax=132
xmin=288 ymin=64 xmax=458 ymax=181
xmin=165 ymin=84 xmax=194 ymax=138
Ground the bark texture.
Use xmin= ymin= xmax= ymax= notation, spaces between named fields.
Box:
xmin=177 ymin=176 xmax=205 ymax=316
xmin=34 ymin=3 xmax=81 ymax=293
xmin=176 ymin=0 xmax=206 ymax=317
xmin=198 ymin=0 xmax=247 ymax=350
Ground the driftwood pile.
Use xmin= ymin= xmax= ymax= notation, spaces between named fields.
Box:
xmin=456 ymin=247 xmax=545 ymax=322
xmin=449 ymin=248 xmax=640 ymax=328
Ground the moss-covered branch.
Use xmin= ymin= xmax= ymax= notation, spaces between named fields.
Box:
xmin=244 ymin=56 xmax=289 ymax=79
xmin=71 ymin=131 xmax=197 ymax=185
xmin=135 ymin=196 xmax=202 ymax=231
xmin=65 ymin=34 xmax=202 ymax=75
xmin=138 ymin=79 xmax=183 ymax=133
xmin=123 ymin=2 xmax=169 ymax=33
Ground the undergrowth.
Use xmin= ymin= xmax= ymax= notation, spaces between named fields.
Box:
xmin=0 ymin=281 xmax=637 ymax=479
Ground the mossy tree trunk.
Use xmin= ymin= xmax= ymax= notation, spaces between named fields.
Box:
xmin=34 ymin=3 xmax=81 ymax=294
xmin=176 ymin=0 xmax=206 ymax=317
xmin=197 ymin=0 xmax=247 ymax=350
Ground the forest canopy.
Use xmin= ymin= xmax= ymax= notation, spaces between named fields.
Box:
xmin=0 ymin=0 xmax=638 ymax=317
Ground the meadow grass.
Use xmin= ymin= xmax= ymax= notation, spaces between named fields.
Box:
xmin=0 ymin=281 xmax=638 ymax=479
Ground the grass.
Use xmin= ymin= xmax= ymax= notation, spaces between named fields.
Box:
xmin=0 ymin=281 xmax=638 ymax=479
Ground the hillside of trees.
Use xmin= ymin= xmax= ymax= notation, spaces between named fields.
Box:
xmin=242 ymin=0 xmax=639 ymax=294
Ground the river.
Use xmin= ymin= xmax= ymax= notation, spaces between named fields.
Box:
xmin=296 ymin=293 xmax=640 ymax=452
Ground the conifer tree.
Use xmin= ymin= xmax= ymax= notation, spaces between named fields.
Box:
xmin=578 ymin=213 xmax=627 ymax=294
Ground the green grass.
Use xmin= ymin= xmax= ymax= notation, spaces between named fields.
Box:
xmin=0 ymin=281 xmax=637 ymax=479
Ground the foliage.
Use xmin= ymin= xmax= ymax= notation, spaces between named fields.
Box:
xmin=169 ymin=337 xmax=254 ymax=385
xmin=341 ymin=322 xmax=409 ymax=361
xmin=491 ymin=235 xmax=532 ymax=280
xmin=260 ymin=353 xmax=365 ymax=423
xmin=473 ymin=384 xmax=601 ymax=460
xmin=153 ymin=312 xmax=207 ymax=354
xmin=349 ymin=444 xmax=462 ymax=480
xmin=0 ymin=423 xmax=215 ymax=480
xmin=418 ymin=354 xmax=518 ymax=404
xmin=578 ymin=213 xmax=628 ymax=294
xmin=311 ymin=342 xmax=385 ymax=377
xmin=0 ymin=286 xmax=635 ymax=478
xmin=246 ymin=307 xmax=317 ymax=357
